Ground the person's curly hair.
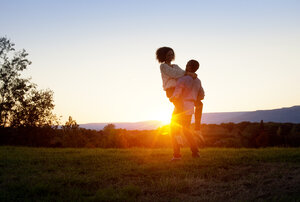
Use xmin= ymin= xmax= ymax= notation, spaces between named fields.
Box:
xmin=156 ymin=47 xmax=175 ymax=63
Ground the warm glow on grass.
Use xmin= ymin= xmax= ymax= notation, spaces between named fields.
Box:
xmin=157 ymin=124 xmax=170 ymax=136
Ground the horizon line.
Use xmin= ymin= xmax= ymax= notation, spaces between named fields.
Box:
xmin=78 ymin=105 xmax=300 ymax=125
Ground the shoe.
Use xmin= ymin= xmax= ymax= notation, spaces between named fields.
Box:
xmin=192 ymin=153 xmax=200 ymax=158
xmin=170 ymin=156 xmax=181 ymax=161
xmin=194 ymin=130 xmax=205 ymax=143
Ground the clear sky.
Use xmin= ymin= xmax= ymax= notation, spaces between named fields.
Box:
xmin=1 ymin=0 xmax=300 ymax=124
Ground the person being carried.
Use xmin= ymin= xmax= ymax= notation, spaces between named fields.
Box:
xmin=169 ymin=59 xmax=205 ymax=160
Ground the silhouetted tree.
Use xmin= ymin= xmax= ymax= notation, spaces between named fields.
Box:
xmin=260 ymin=120 xmax=264 ymax=130
xmin=102 ymin=124 xmax=118 ymax=147
xmin=63 ymin=116 xmax=79 ymax=130
xmin=103 ymin=123 xmax=116 ymax=132
xmin=0 ymin=37 xmax=57 ymax=127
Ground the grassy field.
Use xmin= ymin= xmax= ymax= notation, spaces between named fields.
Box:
xmin=1 ymin=147 xmax=300 ymax=202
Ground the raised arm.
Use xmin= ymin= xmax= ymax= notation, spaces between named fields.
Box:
xmin=160 ymin=64 xmax=185 ymax=79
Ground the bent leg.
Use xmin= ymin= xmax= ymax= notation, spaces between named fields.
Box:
xmin=194 ymin=101 xmax=203 ymax=131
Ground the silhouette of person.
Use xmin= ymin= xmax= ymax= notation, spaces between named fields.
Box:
xmin=169 ymin=60 xmax=204 ymax=159
xmin=156 ymin=47 xmax=205 ymax=160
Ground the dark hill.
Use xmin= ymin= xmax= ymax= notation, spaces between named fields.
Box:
xmin=202 ymin=105 xmax=300 ymax=124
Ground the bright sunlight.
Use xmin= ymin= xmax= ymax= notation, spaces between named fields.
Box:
xmin=157 ymin=111 xmax=171 ymax=125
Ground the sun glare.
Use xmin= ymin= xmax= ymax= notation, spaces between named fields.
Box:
xmin=158 ymin=112 xmax=171 ymax=125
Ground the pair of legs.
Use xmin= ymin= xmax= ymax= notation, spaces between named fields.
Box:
xmin=171 ymin=108 xmax=199 ymax=158
xmin=194 ymin=100 xmax=203 ymax=131
xmin=167 ymin=87 xmax=203 ymax=131
xmin=166 ymin=87 xmax=202 ymax=157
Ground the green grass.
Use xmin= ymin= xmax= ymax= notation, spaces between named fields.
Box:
xmin=1 ymin=146 xmax=300 ymax=201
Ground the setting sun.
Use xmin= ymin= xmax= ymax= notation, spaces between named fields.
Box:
xmin=157 ymin=111 xmax=171 ymax=125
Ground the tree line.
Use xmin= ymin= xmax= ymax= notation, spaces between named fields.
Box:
xmin=1 ymin=119 xmax=300 ymax=148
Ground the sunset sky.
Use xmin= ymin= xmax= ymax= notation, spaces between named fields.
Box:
xmin=1 ymin=0 xmax=300 ymax=124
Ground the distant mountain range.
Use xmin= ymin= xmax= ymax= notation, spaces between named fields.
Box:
xmin=79 ymin=121 xmax=163 ymax=131
xmin=79 ymin=105 xmax=300 ymax=130
xmin=201 ymin=105 xmax=300 ymax=124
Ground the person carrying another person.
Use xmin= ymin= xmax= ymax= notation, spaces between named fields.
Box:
xmin=169 ymin=59 xmax=205 ymax=160
xmin=156 ymin=47 xmax=205 ymax=160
